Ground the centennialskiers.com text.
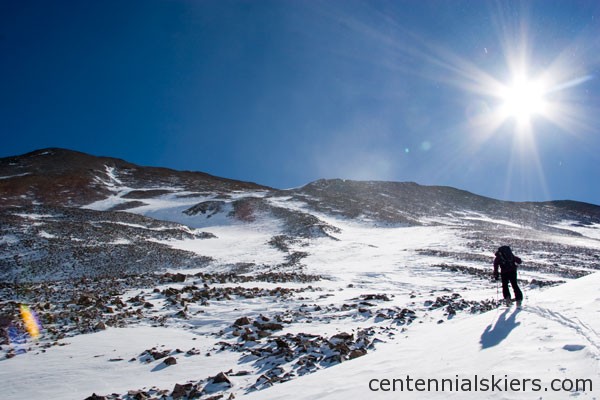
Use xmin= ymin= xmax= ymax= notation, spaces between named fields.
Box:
xmin=368 ymin=374 xmax=593 ymax=393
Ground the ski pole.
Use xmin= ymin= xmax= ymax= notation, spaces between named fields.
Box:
xmin=496 ymin=278 xmax=499 ymax=304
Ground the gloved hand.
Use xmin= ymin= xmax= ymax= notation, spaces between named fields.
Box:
xmin=493 ymin=273 xmax=499 ymax=281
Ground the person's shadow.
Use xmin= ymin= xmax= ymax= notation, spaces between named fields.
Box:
xmin=480 ymin=308 xmax=521 ymax=349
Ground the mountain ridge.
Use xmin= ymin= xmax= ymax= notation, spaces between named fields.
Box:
xmin=2 ymin=147 xmax=599 ymax=208
xmin=0 ymin=148 xmax=271 ymax=207
xmin=1 ymin=147 xmax=599 ymax=282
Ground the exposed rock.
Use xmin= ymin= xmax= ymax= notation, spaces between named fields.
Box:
xmin=84 ymin=394 xmax=106 ymax=400
xmin=164 ymin=356 xmax=177 ymax=366
xmin=146 ymin=349 xmax=171 ymax=360
xmin=234 ymin=316 xmax=251 ymax=326
xmin=212 ymin=372 xmax=232 ymax=385
xmin=94 ymin=321 xmax=106 ymax=331
xmin=253 ymin=321 xmax=283 ymax=331
xmin=349 ymin=348 xmax=367 ymax=359
xmin=172 ymin=383 xmax=193 ymax=399
xmin=330 ymin=332 xmax=353 ymax=342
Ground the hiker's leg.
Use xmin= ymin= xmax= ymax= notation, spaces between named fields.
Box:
xmin=501 ymin=273 xmax=511 ymax=299
xmin=509 ymin=271 xmax=523 ymax=301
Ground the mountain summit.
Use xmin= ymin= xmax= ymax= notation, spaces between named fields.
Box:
xmin=0 ymin=148 xmax=268 ymax=207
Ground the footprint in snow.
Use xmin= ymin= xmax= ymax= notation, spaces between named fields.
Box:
xmin=562 ymin=344 xmax=586 ymax=352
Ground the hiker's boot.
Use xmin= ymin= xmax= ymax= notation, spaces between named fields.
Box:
xmin=504 ymin=298 xmax=512 ymax=307
xmin=516 ymin=300 xmax=522 ymax=308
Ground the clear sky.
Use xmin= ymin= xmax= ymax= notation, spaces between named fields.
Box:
xmin=1 ymin=1 xmax=599 ymax=204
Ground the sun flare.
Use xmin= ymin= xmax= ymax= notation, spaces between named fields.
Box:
xmin=499 ymin=77 xmax=547 ymax=123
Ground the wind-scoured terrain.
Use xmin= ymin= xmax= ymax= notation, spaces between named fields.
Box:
xmin=1 ymin=149 xmax=599 ymax=399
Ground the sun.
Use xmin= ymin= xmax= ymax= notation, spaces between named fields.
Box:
xmin=499 ymin=76 xmax=547 ymax=123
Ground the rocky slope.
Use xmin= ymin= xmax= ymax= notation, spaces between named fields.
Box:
xmin=1 ymin=148 xmax=599 ymax=282
xmin=1 ymin=148 xmax=600 ymax=399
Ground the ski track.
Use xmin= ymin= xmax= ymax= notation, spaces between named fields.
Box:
xmin=524 ymin=305 xmax=600 ymax=358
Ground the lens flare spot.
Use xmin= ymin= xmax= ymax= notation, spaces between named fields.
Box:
xmin=19 ymin=304 xmax=41 ymax=340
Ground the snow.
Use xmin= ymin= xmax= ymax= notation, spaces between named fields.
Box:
xmin=99 ymin=220 xmax=194 ymax=234
xmin=0 ymin=234 xmax=19 ymax=245
xmin=1 ymin=243 xmax=597 ymax=400
xmin=245 ymin=272 xmax=600 ymax=400
xmin=13 ymin=213 xmax=57 ymax=220
xmin=83 ymin=193 xmax=132 ymax=211
xmin=127 ymin=190 xmax=271 ymax=228
xmin=550 ymin=220 xmax=600 ymax=240
xmin=4 ymin=186 xmax=597 ymax=399
xmin=461 ymin=214 xmax=523 ymax=228
xmin=38 ymin=230 xmax=56 ymax=239
xmin=110 ymin=238 xmax=132 ymax=245
xmin=0 ymin=172 xmax=31 ymax=180
xmin=159 ymin=224 xmax=286 ymax=265
xmin=0 ymin=326 xmax=240 ymax=400
xmin=93 ymin=165 xmax=124 ymax=190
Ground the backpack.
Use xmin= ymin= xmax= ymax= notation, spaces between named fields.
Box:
xmin=497 ymin=245 xmax=516 ymax=270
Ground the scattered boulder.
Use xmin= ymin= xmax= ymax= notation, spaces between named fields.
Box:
xmin=84 ymin=394 xmax=106 ymax=400
xmin=349 ymin=348 xmax=367 ymax=359
xmin=172 ymin=383 xmax=193 ymax=399
xmin=94 ymin=321 xmax=106 ymax=331
xmin=164 ymin=356 xmax=177 ymax=366
xmin=330 ymin=332 xmax=353 ymax=343
xmin=144 ymin=348 xmax=171 ymax=360
xmin=234 ymin=316 xmax=251 ymax=326
xmin=254 ymin=321 xmax=283 ymax=331
xmin=212 ymin=371 xmax=232 ymax=385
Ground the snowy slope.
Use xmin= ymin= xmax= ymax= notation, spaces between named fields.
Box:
xmin=1 ymin=271 xmax=597 ymax=399
xmin=2 ymin=217 xmax=598 ymax=399
xmin=245 ymin=272 xmax=600 ymax=400
xmin=2 ymin=149 xmax=600 ymax=400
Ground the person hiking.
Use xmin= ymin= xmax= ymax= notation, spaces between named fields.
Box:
xmin=493 ymin=246 xmax=523 ymax=307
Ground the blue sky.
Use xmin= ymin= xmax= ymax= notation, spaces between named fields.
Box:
xmin=1 ymin=1 xmax=599 ymax=204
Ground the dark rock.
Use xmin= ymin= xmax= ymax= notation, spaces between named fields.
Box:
xmin=349 ymin=348 xmax=367 ymax=359
xmin=234 ymin=316 xmax=251 ymax=326
xmin=230 ymin=370 xmax=251 ymax=376
xmin=164 ymin=356 xmax=177 ymax=366
xmin=254 ymin=322 xmax=283 ymax=331
xmin=212 ymin=371 xmax=232 ymax=385
xmin=361 ymin=294 xmax=391 ymax=301
xmin=164 ymin=287 xmax=180 ymax=297
xmin=134 ymin=392 xmax=149 ymax=400
xmin=172 ymin=383 xmax=193 ymax=399
xmin=330 ymin=332 xmax=353 ymax=342
xmin=84 ymin=394 xmax=107 ymax=400
xmin=128 ymin=391 xmax=150 ymax=400
xmin=148 ymin=349 xmax=170 ymax=360
xmin=94 ymin=321 xmax=106 ymax=331
xmin=204 ymin=395 xmax=225 ymax=400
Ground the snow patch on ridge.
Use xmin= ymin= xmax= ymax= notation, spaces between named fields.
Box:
xmin=550 ymin=220 xmax=600 ymax=240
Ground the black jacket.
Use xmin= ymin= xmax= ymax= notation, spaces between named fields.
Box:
xmin=493 ymin=254 xmax=522 ymax=275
